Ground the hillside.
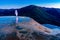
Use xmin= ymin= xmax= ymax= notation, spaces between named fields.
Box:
xmin=0 ymin=5 xmax=60 ymax=26
xmin=17 ymin=5 xmax=60 ymax=26
xmin=0 ymin=9 xmax=15 ymax=16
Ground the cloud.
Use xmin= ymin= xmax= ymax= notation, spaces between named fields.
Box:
xmin=0 ymin=5 xmax=21 ymax=9
xmin=36 ymin=3 xmax=60 ymax=8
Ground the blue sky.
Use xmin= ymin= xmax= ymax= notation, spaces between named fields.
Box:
xmin=0 ymin=0 xmax=60 ymax=9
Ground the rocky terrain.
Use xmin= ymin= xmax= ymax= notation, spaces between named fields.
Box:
xmin=0 ymin=16 xmax=60 ymax=40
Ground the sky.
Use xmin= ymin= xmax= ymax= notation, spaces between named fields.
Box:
xmin=0 ymin=0 xmax=60 ymax=9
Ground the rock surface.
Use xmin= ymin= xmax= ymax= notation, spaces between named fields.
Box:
xmin=0 ymin=16 xmax=60 ymax=40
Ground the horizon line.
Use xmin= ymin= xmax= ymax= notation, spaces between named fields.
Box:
xmin=0 ymin=5 xmax=60 ymax=9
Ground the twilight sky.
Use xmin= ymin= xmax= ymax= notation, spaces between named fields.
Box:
xmin=0 ymin=0 xmax=60 ymax=9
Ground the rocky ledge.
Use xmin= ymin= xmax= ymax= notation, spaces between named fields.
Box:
xmin=0 ymin=16 xmax=60 ymax=40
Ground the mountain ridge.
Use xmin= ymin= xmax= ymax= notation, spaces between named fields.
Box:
xmin=0 ymin=5 xmax=60 ymax=26
xmin=17 ymin=5 xmax=60 ymax=26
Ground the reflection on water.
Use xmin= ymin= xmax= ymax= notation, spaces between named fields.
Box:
xmin=43 ymin=24 xmax=60 ymax=29
xmin=43 ymin=24 xmax=60 ymax=35
xmin=15 ymin=10 xmax=18 ymax=25
xmin=0 ymin=16 xmax=60 ymax=35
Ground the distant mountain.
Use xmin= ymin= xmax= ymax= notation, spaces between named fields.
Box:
xmin=0 ymin=9 xmax=15 ymax=16
xmin=45 ymin=8 xmax=60 ymax=18
xmin=17 ymin=5 xmax=60 ymax=26
xmin=0 ymin=5 xmax=60 ymax=26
